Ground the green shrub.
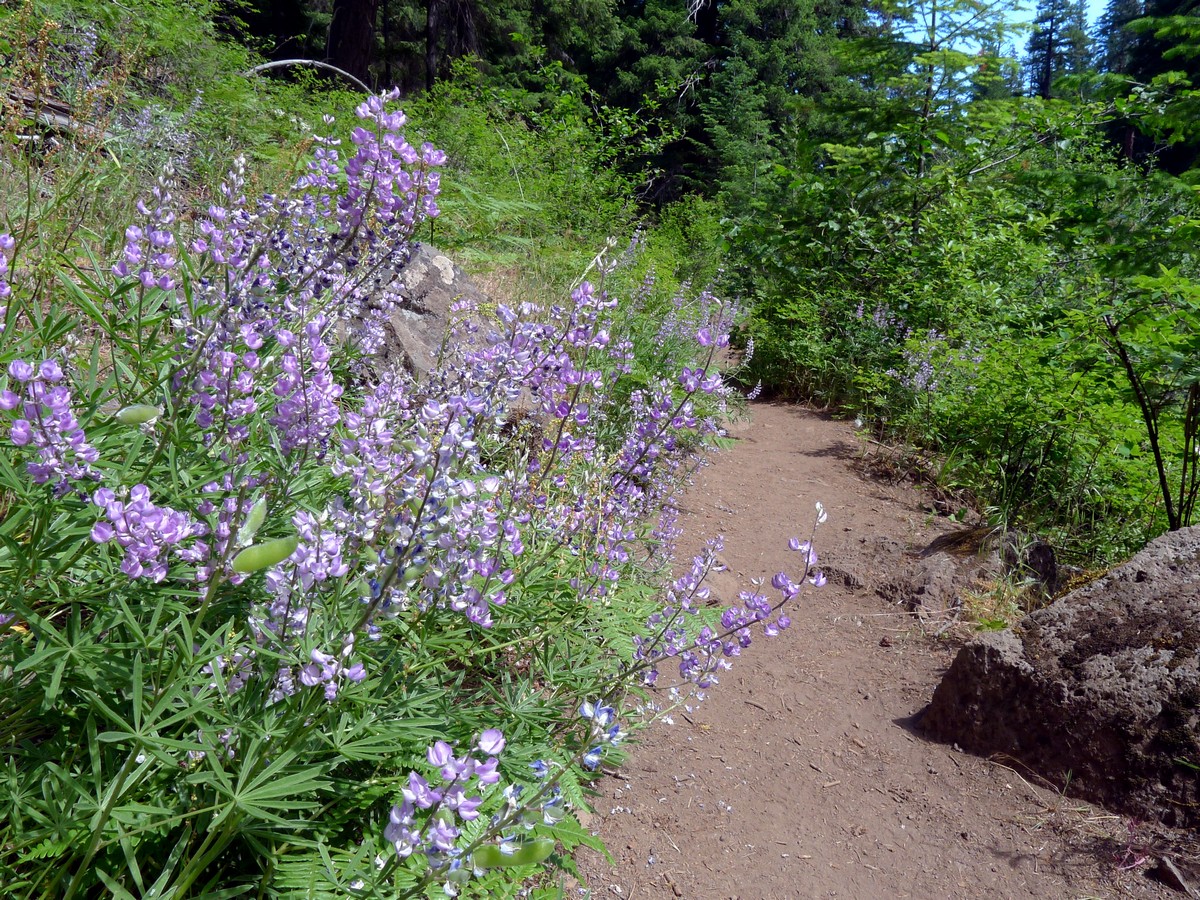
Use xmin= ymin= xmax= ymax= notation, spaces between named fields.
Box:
xmin=0 ymin=81 xmax=819 ymax=897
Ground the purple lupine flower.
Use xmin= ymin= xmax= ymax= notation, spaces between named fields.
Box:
xmin=442 ymin=786 xmax=482 ymax=820
xmin=403 ymin=771 xmax=442 ymax=809
xmin=290 ymin=638 xmax=366 ymax=701
xmin=3 ymin=360 xmax=101 ymax=491
xmin=385 ymin=802 xmax=422 ymax=858
xmin=114 ymin=183 xmax=178 ymax=290
xmin=425 ymin=817 xmax=459 ymax=852
xmin=473 ymin=756 xmax=500 ymax=785
xmin=91 ymin=485 xmax=208 ymax=582
xmin=476 ymin=729 xmax=505 ymax=755
xmin=427 ymin=741 xmax=455 ymax=770
xmin=270 ymin=317 xmax=343 ymax=456
xmin=0 ymin=232 xmax=13 ymax=329
xmin=383 ymin=729 xmax=508 ymax=868
xmin=255 ymin=511 xmax=349 ymax=645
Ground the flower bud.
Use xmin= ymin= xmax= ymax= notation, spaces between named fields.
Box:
xmin=116 ymin=404 xmax=162 ymax=425
xmin=231 ymin=535 xmax=299 ymax=573
xmin=236 ymin=496 xmax=268 ymax=546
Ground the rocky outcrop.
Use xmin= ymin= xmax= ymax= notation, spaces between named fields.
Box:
xmin=920 ymin=527 xmax=1200 ymax=827
xmin=374 ymin=242 xmax=490 ymax=378
xmin=877 ymin=528 xmax=1061 ymax=628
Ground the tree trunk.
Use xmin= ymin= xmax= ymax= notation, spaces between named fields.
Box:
xmin=1038 ymin=17 xmax=1056 ymax=99
xmin=327 ymin=0 xmax=379 ymax=88
xmin=426 ymin=0 xmax=478 ymax=89
xmin=426 ymin=0 xmax=442 ymax=90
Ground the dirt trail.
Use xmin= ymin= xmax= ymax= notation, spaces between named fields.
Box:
xmin=575 ymin=403 xmax=1176 ymax=899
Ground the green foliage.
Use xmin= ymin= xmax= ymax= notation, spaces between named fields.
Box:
xmin=737 ymin=70 xmax=1200 ymax=558
xmin=399 ymin=60 xmax=724 ymax=307
xmin=0 ymin=168 xmax=731 ymax=900
xmin=406 ymin=61 xmax=643 ymax=271
xmin=0 ymin=7 xmax=754 ymax=896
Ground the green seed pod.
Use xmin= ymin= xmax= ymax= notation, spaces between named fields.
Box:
xmin=472 ymin=838 xmax=555 ymax=870
xmin=231 ymin=535 xmax=299 ymax=574
xmin=115 ymin=404 xmax=162 ymax=425
xmin=236 ymin=496 xmax=269 ymax=546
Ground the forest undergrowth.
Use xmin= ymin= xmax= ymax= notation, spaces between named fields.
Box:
xmin=0 ymin=7 xmax=823 ymax=897
xmin=3 ymin=0 xmax=1200 ymax=894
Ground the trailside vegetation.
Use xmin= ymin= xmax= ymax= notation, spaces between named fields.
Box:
xmin=3 ymin=0 xmax=1200 ymax=893
xmin=0 ymin=4 xmax=819 ymax=896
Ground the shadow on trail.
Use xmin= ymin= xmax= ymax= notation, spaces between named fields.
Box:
xmin=795 ymin=439 xmax=861 ymax=460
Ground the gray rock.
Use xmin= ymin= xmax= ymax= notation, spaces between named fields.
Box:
xmin=376 ymin=243 xmax=490 ymax=378
xmin=877 ymin=529 xmax=1004 ymax=623
xmin=880 ymin=552 xmax=966 ymax=621
xmin=920 ymin=526 xmax=1200 ymax=827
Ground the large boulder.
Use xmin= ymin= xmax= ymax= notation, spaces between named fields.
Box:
xmin=920 ymin=526 xmax=1200 ymax=827
xmin=374 ymin=242 xmax=490 ymax=378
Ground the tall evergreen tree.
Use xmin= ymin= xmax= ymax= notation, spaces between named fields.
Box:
xmin=582 ymin=0 xmax=866 ymax=200
xmin=1124 ymin=0 xmax=1200 ymax=170
xmin=970 ymin=40 xmax=1023 ymax=100
xmin=1025 ymin=0 xmax=1091 ymax=98
xmin=1125 ymin=0 xmax=1200 ymax=83
xmin=1096 ymin=0 xmax=1143 ymax=73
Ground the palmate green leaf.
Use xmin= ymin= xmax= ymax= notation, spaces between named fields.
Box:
xmin=142 ymin=828 xmax=193 ymax=900
xmin=97 ymin=729 xmax=208 ymax=755
xmin=540 ymin=813 xmax=605 ymax=856
xmin=209 ymin=743 xmax=333 ymax=827
xmin=56 ymin=257 xmax=173 ymax=367
xmin=107 ymin=799 xmax=178 ymax=825
xmin=0 ymin=447 xmax=33 ymax=507
xmin=113 ymin=815 xmax=155 ymax=896
xmin=21 ymin=298 xmax=85 ymax=351
xmin=11 ymin=611 xmax=104 ymax=711
xmin=324 ymin=710 xmax=443 ymax=762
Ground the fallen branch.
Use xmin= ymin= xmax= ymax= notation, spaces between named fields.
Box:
xmin=241 ymin=59 xmax=372 ymax=94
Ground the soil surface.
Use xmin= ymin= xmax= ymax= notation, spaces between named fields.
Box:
xmin=574 ymin=403 xmax=1193 ymax=899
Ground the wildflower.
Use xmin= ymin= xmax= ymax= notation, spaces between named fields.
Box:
xmin=403 ymin=772 xmax=442 ymax=809
xmin=91 ymin=485 xmax=207 ymax=582
xmin=477 ymin=729 xmax=506 ymax=756
xmin=113 ymin=183 xmax=178 ymax=291
xmin=582 ymin=746 xmax=603 ymax=770
xmin=292 ymin=640 xmax=366 ymax=701
xmin=0 ymin=232 xmax=13 ymax=328
xmin=4 ymin=360 xmax=101 ymax=492
xmin=270 ymin=318 xmax=343 ymax=456
xmin=385 ymin=802 xmax=421 ymax=858
xmin=579 ymin=700 xmax=616 ymax=728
